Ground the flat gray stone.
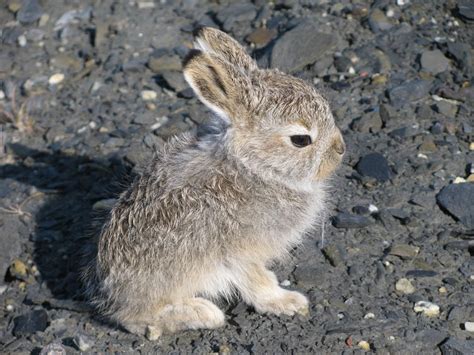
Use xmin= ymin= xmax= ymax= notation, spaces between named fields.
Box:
xmin=420 ymin=50 xmax=450 ymax=74
xmin=437 ymin=183 xmax=474 ymax=228
xmin=271 ymin=22 xmax=337 ymax=73
xmin=389 ymin=80 xmax=432 ymax=107
xmin=16 ymin=0 xmax=43 ymax=24
xmin=439 ymin=338 xmax=474 ymax=355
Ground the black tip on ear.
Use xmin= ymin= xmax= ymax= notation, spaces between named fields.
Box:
xmin=192 ymin=26 xmax=205 ymax=38
xmin=182 ymin=49 xmax=202 ymax=68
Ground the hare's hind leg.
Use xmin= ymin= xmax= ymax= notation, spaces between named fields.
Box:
xmin=122 ymin=297 xmax=225 ymax=339
xmin=234 ymin=263 xmax=309 ymax=316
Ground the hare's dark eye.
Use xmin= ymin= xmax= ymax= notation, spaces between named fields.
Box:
xmin=290 ymin=135 xmax=312 ymax=148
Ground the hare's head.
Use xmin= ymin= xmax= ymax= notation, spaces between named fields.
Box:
xmin=183 ymin=27 xmax=345 ymax=187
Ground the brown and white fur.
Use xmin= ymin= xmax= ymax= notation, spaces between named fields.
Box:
xmin=83 ymin=27 xmax=345 ymax=338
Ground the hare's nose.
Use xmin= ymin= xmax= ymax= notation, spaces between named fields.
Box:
xmin=332 ymin=129 xmax=345 ymax=156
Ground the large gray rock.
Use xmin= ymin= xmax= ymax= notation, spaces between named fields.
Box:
xmin=389 ymin=80 xmax=431 ymax=107
xmin=368 ymin=9 xmax=393 ymax=32
xmin=420 ymin=50 xmax=450 ymax=74
xmin=458 ymin=0 xmax=474 ymax=22
xmin=16 ymin=0 xmax=43 ymax=24
xmin=437 ymin=183 xmax=474 ymax=228
xmin=217 ymin=3 xmax=257 ymax=32
xmin=271 ymin=22 xmax=337 ymax=73
xmin=356 ymin=153 xmax=392 ymax=182
xmin=13 ymin=309 xmax=49 ymax=337
xmin=439 ymin=338 xmax=474 ymax=355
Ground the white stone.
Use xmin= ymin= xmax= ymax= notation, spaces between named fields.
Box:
xmin=74 ymin=334 xmax=93 ymax=352
xmin=91 ymin=81 xmax=102 ymax=93
xmin=417 ymin=153 xmax=428 ymax=159
xmin=414 ymin=301 xmax=440 ymax=317
xmin=453 ymin=177 xmax=466 ymax=184
xmin=138 ymin=1 xmax=155 ymax=9
xmin=141 ymin=90 xmax=157 ymax=101
xmin=150 ymin=116 xmax=169 ymax=130
xmin=464 ymin=322 xmax=474 ymax=332
xmin=368 ymin=204 xmax=379 ymax=213
xmin=0 ymin=90 xmax=5 ymax=100
xmin=77 ymin=126 xmax=88 ymax=134
xmin=469 ymin=142 xmax=474 ymax=151
xmin=18 ymin=35 xmax=27 ymax=47
xmin=364 ymin=312 xmax=375 ymax=319
xmin=280 ymin=280 xmax=291 ymax=287
xmin=396 ymin=278 xmax=415 ymax=294
xmin=48 ymin=73 xmax=65 ymax=85
xmin=0 ymin=285 xmax=7 ymax=295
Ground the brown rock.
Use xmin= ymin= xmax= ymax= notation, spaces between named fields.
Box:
xmin=246 ymin=27 xmax=277 ymax=47
xmin=148 ymin=55 xmax=181 ymax=74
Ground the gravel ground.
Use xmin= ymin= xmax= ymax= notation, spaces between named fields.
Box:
xmin=1 ymin=0 xmax=474 ymax=353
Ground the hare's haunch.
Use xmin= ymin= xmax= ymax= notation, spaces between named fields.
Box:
xmin=83 ymin=27 xmax=345 ymax=338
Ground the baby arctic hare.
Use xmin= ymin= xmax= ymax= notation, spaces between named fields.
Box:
xmin=83 ymin=27 xmax=345 ymax=338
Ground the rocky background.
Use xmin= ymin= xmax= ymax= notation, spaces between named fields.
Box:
xmin=1 ymin=0 xmax=473 ymax=353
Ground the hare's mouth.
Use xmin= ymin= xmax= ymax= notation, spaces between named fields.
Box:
xmin=314 ymin=155 xmax=343 ymax=181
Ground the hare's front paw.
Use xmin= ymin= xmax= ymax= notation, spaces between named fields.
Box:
xmin=254 ymin=289 xmax=309 ymax=316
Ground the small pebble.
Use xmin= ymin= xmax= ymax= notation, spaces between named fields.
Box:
xmin=9 ymin=259 xmax=28 ymax=280
xmin=0 ymin=90 xmax=5 ymax=100
xmin=280 ymin=280 xmax=291 ymax=287
xmin=364 ymin=312 xmax=375 ymax=319
xmin=414 ymin=301 xmax=440 ymax=317
xmin=73 ymin=334 xmax=94 ymax=352
xmin=453 ymin=177 xmax=466 ymax=184
xmin=395 ymin=278 xmax=415 ymax=294
xmin=464 ymin=322 xmax=474 ymax=332
xmin=91 ymin=81 xmax=102 ymax=93
xmin=6 ymin=304 xmax=14 ymax=312
xmin=358 ymin=340 xmax=371 ymax=351
xmin=368 ymin=204 xmax=379 ymax=213
xmin=18 ymin=35 xmax=27 ymax=47
xmin=469 ymin=142 xmax=474 ymax=151
xmin=39 ymin=13 xmax=49 ymax=26
xmin=137 ymin=1 xmax=155 ymax=9
xmin=48 ymin=73 xmax=65 ymax=85
xmin=439 ymin=286 xmax=447 ymax=294
xmin=141 ymin=90 xmax=157 ymax=101
xmin=389 ymin=244 xmax=420 ymax=258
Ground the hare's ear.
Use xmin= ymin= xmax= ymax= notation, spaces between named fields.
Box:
xmin=193 ymin=27 xmax=258 ymax=72
xmin=183 ymin=49 xmax=250 ymax=122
